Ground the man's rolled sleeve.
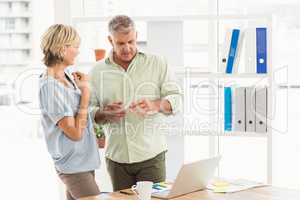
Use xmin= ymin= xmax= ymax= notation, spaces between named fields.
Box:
xmin=163 ymin=94 xmax=182 ymax=114
xmin=159 ymin=57 xmax=183 ymax=115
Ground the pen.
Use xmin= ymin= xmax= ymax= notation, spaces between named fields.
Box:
xmin=119 ymin=190 xmax=134 ymax=195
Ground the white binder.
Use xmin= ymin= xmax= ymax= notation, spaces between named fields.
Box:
xmin=220 ymin=29 xmax=232 ymax=73
xmin=255 ymin=87 xmax=267 ymax=133
xmin=244 ymin=28 xmax=256 ymax=73
xmin=234 ymin=87 xmax=246 ymax=132
xmin=245 ymin=87 xmax=256 ymax=132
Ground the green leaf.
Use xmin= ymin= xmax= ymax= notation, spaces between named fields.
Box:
xmin=94 ymin=123 xmax=105 ymax=138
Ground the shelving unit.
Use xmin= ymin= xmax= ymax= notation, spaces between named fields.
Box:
xmin=208 ymin=15 xmax=272 ymax=184
xmin=0 ymin=0 xmax=32 ymax=67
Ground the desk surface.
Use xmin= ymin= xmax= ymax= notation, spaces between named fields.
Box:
xmin=100 ymin=186 xmax=300 ymax=200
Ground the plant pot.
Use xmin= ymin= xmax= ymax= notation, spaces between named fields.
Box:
xmin=97 ymin=137 xmax=105 ymax=148
xmin=94 ymin=49 xmax=106 ymax=61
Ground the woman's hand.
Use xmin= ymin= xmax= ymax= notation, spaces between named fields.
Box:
xmin=72 ymin=72 xmax=89 ymax=91
xmin=72 ymin=72 xmax=90 ymax=102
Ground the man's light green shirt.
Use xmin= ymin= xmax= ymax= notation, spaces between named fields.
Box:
xmin=89 ymin=52 xmax=182 ymax=163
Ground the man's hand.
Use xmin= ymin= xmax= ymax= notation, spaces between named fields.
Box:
xmin=103 ymin=101 xmax=127 ymax=123
xmin=129 ymin=99 xmax=160 ymax=117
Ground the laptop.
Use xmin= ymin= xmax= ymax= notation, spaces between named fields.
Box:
xmin=152 ymin=156 xmax=221 ymax=199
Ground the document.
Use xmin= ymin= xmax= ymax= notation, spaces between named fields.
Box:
xmin=207 ymin=178 xmax=266 ymax=193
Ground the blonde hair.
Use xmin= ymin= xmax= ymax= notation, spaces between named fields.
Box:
xmin=40 ymin=24 xmax=80 ymax=67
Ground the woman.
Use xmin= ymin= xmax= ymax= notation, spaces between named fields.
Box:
xmin=39 ymin=24 xmax=101 ymax=200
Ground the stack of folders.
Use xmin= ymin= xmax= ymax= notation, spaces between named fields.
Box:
xmin=221 ymin=27 xmax=267 ymax=74
xmin=224 ymin=87 xmax=268 ymax=133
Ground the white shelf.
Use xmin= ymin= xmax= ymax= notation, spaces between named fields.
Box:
xmin=221 ymin=132 xmax=268 ymax=137
xmin=0 ymin=62 xmax=29 ymax=66
xmin=213 ymin=73 xmax=268 ymax=78
xmin=174 ymin=70 xmax=269 ymax=79
xmin=183 ymin=130 xmax=268 ymax=137
xmin=72 ymin=14 xmax=271 ymax=23
xmin=0 ymin=30 xmax=30 ymax=34
xmin=0 ymin=46 xmax=31 ymax=50
xmin=0 ymin=13 xmax=31 ymax=18
xmin=0 ymin=0 xmax=30 ymax=2
xmin=73 ymin=64 xmax=269 ymax=79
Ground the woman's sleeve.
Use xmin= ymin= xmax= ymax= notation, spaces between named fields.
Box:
xmin=39 ymin=81 xmax=74 ymax=125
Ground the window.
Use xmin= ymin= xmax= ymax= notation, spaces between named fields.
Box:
xmin=0 ymin=0 xmax=59 ymax=199
xmin=5 ymin=18 xmax=15 ymax=30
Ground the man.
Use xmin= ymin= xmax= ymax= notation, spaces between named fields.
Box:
xmin=89 ymin=15 xmax=182 ymax=191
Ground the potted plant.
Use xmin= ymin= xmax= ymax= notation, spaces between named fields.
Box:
xmin=94 ymin=123 xmax=105 ymax=148
xmin=94 ymin=49 xmax=106 ymax=61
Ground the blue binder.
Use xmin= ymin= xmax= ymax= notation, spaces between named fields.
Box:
xmin=226 ymin=29 xmax=240 ymax=74
xmin=256 ymin=28 xmax=267 ymax=73
xmin=224 ymin=87 xmax=232 ymax=131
